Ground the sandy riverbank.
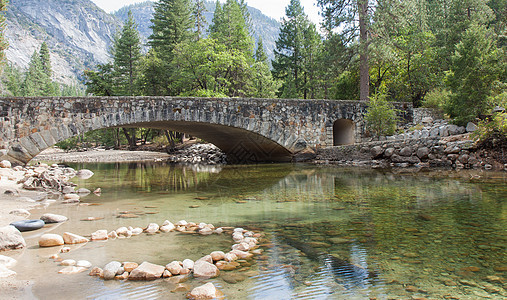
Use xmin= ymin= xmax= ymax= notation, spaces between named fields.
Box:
xmin=32 ymin=147 xmax=172 ymax=163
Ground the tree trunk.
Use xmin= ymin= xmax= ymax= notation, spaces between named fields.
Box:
xmin=122 ymin=128 xmax=137 ymax=150
xmin=358 ymin=0 xmax=370 ymax=101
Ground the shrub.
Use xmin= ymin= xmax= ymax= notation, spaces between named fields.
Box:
xmin=365 ymin=91 xmax=398 ymax=137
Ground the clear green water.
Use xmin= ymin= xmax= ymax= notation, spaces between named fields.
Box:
xmin=11 ymin=163 xmax=507 ymax=299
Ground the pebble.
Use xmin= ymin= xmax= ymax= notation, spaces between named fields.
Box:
xmin=39 ymin=234 xmax=64 ymax=247
xmin=89 ymin=267 xmax=102 ymax=277
xmin=123 ymin=262 xmax=139 ymax=273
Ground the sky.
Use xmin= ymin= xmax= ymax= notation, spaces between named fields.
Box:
xmin=90 ymin=0 xmax=322 ymax=25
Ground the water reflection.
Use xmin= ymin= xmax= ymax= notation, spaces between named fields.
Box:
xmin=23 ymin=163 xmax=507 ymax=299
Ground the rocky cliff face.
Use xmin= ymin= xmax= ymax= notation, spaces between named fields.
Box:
xmin=5 ymin=0 xmax=120 ymax=84
xmin=4 ymin=0 xmax=280 ymax=85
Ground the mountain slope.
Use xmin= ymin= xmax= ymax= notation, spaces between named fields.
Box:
xmin=5 ymin=0 xmax=120 ymax=84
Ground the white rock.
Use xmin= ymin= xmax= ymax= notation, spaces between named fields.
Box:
xmin=144 ymin=223 xmax=159 ymax=234
xmin=159 ymin=221 xmax=175 ymax=232
xmin=0 ymin=255 xmax=17 ymax=269
xmin=165 ymin=261 xmax=182 ymax=275
xmin=128 ymin=262 xmax=165 ymax=281
xmin=58 ymin=266 xmax=87 ymax=274
xmin=103 ymin=261 xmax=122 ymax=280
xmin=40 ymin=213 xmax=68 ymax=223
xmin=210 ymin=251 xmax=225 ymax=262
xmin=116 ymin=227 xmax=132 ymax=238
xmin=76 ymin=188 xmax=91 ymax=194
xmin=0 ymin=264 xmax=16 ymax=278
xmin=0 ymin=160 xmax=12 ymax=168
xmin=9 ymin=209 xmax=30 ymax=218
xmin=76 ymin=260 xmax=92 ymax=268
xmin=188 ymin=282 xmax=223 ymax=299
xmin=63 ymin=232 xmax=89 ymax=244
xmin=232 ymin=242 xmax=250 ymax=251
xmin=61 ymin=259 xmax=76 ymax=266
xmin=193 ymin=261 xmax=219 ymax=278
xmin=62 ymin=186 xmax=75 ymax=194
xmin=182 ymin=259 xmax=194 ymax=270
xmin=91 ymin=230 xmax=108 ymax=241
xmin=199 ymin=227 xmax=213 ymax=235
xmin=175 ymin=220 xmax=188 ymax=226
xmin=131 ymin=227 xmax=143 ymax=235
xmin=224 ymin=252 xmax=238 ymax=262
xmin=466 ymin=122 xmax=478 ymax=132
xmin=76 ymin=169 xmax=94 ymax=179
xmin=108 ymin=231 xmax=118 ymax=239
xmin=39 ymin=234 xmax=64 ymax=247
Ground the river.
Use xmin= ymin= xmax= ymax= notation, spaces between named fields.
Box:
xmin=11 ymin=163 xmax=507 ymax=299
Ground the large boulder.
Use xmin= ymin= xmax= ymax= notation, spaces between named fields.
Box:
xmin=39 ymin=234 xmax=64 ymax=247
xmin=129 ymin=261 xmax=165 ymax=280
xmin=0 ymin=226 xmax=26 ymax=251
xmin=40 ymin=213 xmax=68 ymax=223
xmin=193 ymin=261 xmax=219 ymax=278
xmin=187 ymin=282 xmax=224 ymax=300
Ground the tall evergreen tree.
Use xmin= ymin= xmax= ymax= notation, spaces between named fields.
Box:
xmin=21 ymin=50 xmax=46 ymax=96
xmin=193 ymin=0 xmax=207 ymax=40
xmin=272 ymin=0 xmax=319 ymax=99
xmin=0 ymin=0 xmax=8 ymax=67
xmin=149 ymin=0 xmax=193 ymax=57
xmin=318 ymin=0 xmax=373 ymax=100
xmin=112 ymin=10 xmax=142 ymax=96
xmin=39 ymin=42 xmax=52 ymax=78
xmin=255 ymin=38 xmax=268 ymax=63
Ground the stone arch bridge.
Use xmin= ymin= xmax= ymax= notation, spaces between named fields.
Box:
xmin=0 ymin=97 xmax=412 ymax=164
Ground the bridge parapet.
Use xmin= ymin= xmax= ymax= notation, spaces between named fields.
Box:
xmin=0 ymin=97 xmax=412 ymax=164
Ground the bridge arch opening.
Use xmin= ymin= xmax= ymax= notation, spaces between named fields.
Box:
xmin=333 ymin=119 xmax=355 ymax=146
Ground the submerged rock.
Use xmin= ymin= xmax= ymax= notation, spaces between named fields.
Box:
xmin=187 ymin=282 xmax=224 ymax=300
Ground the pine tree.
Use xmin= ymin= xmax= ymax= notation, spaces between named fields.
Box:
xmin=39 ymin=42 xmax=52 ymax=78
xmin=318 ymin=0 xmax=372 ymax=100
xmin=272 ymin=0 xmax=319 ymax=99
xmin=193 ymin=0 xmax=207 ymax=40
xmin=21 ymin=50 xmax=46 ymax=96
xmin=113 ymin=10 xmax=142 ymax=96
xmin=149 ymin=0 xmax=193 ymax=57
xmin=255 ymin=38 xmax=268 ymax=63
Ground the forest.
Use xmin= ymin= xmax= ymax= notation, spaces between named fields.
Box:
xmin=0 ymin=0 xmax=505 ymax=148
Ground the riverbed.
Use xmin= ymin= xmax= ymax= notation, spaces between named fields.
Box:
xmin=5 ymin=162 xmax=507 ymax=299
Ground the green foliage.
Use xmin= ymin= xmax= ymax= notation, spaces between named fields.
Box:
xmin=21 ymin=47 xmax=57 ymax=96
xmin=333 ymin=70 xmax=359 ymax=100
xmin=272 ymin=0 xmax=321 ymax=99
xmin=473 ymin=112 xmax=507 ymax=146
xmin=112 ymin=10 xmax=142 ymax=96
xmin=84 ymin=63 xmax=115 ymax=96
xmin=0 ymin=0 xmax=7 ymax=64
xmin=365 ymin=91 xmax=398 ymax=137
xmin=422 ymin=88 xmax=451 ymax=110
xmin=445 ymin=22 xmax=503 ymax=125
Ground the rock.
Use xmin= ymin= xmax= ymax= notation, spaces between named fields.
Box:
xmin=61 ymin=259 xmax=76 ymax=266
xmin=103 ymin=261 xmax=122 ymax=280
xmin=0 ymin=264 xmax=16 ymax=278
xmin=163 ymin=269 xmax=172 ymax=278
xmin=63 ymin=232 xmax=89 ymax=244
xmin=93 ymin=188 xmax=101 ymax=195
xmin=199 ymin=227 xmax=213 ymax=235
xmin=193 ymin=261 xmax=220 ymax=278
xmin=230 ymin=250 xmax=254 ymax=260
xmin=8 ymin=208 xmax=29 ymax=219
xmin=0 ymin=255 xmax=17 ymax=269
xmin=210 ymin=251 xmax=225 ymax=262
xmin=400 ymin=147 xmax=413 ymax=157
xmin=167 ymin=274 xmax=191 ymax=284
xmin=62 ymin=186 xmax=75 ymax=194
xmin=115 ymin=271 xmax=129 ymax=280
xmin=384 ymin=147 xmax=395 ymax=158
xmin=187 ymin=282 xmax=224 ymax=300
xmin=39 ymin=233 xmax=64 ymax=247
xmin=224 ymin=252 xmax=238 ymax=262
xmin=144 ymin=223 xmax=159 ymax=234
xmin=421 ymin=117 xmax=433 ymax=124
xmin=160 ymin=220 xmax=175 ymax=232
xmin=222 ymin=273 xmax=246 ymax=284
xmin=91 ymin=230 xmax=108 ymax=241
xmin=128 ymin=261 xmax=165 ymax=280
xmin=76 ymin=169 xmax=94 ymax=179
xmin=196 ymin=255 xmax=213 ymax=264
xmin=123 ymin=262 xmax=139 ymax=273
xmin=89 ymin=266 xmax=103 ymax=277
xmin=58 ymin=266 xmax=87 ymax=274
xmin=116 ymin=267 xmax=125 ymax=275
xmin=485 ymin=275 xmax=502 ymax=283
xmin=40 ymin=213 xmax=68 ymax=224
xmin=0 ymin=160 xmax=12 ymax=168
xmin=416 ymin=147 xmax=430 ymax=159
xmin=76 ymin=260 xmax=92 ymax=268
xmin=76 ymin=188 xmax=91 ymax=194
xmin=166 ymin=261 xmax=182 ymax=275
xmin=371 ymin=146 xmax=384 ymax=158
xmin=179 ymin=268 xmax=191 ymax=275
xmin=61 ymin=247 xmax=71 ymax=253
xmin=466 ymin=122 xmax=478 ymax=132
xmin=216 ymin=261 xmax=240 ymax=271
xmin=108 ymin=231 xmax=118 ymax=239
xmin=329 ymin=237 xmax=352 ymax=244
xmin=131 ymin=227 xmax=143 ymax=235
xmin=232 ymin=242 xmax=250 ymax=251
xmin=116 ymin=227 xmax=132 ymax=238
xmin=171 ymin=283 xmax=191 ymax=293
xmin=182 ymin=259 xmax=194 ymax=270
